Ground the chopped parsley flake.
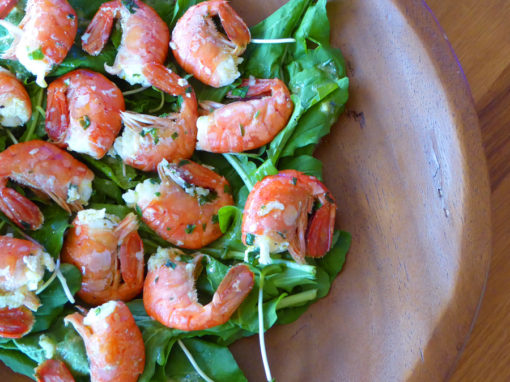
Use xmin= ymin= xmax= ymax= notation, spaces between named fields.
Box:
xmin=185 ymin=224 xmax=196 ymax=234
xmin=277 ymin=231 xmax=286 ymax=239
xmin=198 ymin=189 xmax=218 ymax=206
xmin=80 ymin=115 xmax=91 ymax=129
xmin=171 ymin=132 xmax=179 ymax=140
xmin=202 ymin=223 xmax=207 ymax=231
xmin=67 ymin=13 xmax=75 ymax=19
xmin=254 ymin=110 xmax=260 ymax=119
xmin=239 ymin=123 xmax=245 ymax=136
xmin=155 ymin=192 xmax=161 ymax=197
xmin=245 ymin=233 xmax=255 ymax=245
xmin=325 ymin=193 xmax=335 ymax=204
xmin=291 ymin=177 xmax=297 ymax=185
xmin=178 ymin=159 xmax=190 ymax=167
xmin=230 ymin=86 xmax=249 ymax=98
xmin=165 ymin=260 xmax=176 ymax=269
xmin=212 ymin=214 xmax=219 ymax=224
xmin=122 ymin=0 xmax=139 ymax=13
xmin=95 ymin=307 xmax=101 ymax=315
xmin=28 ymin=47 xmax=44 ymax=60
xmin=140 ymin=128 xmax=159 ymax=144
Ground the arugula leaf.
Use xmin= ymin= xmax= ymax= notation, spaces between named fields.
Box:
xmin=166 ymin=338 xmax=247 ymax=382
xmin=29 ymin=205 xmax=70 ymax=259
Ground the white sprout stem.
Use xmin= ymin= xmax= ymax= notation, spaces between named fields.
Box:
xmin=122 ymin=86 xmax=149 ymax=96
xmin=56 ymin=266 xmax=75 ymax=304
xmin=258 ymin=272 xmax=273 ymax=382
xmin=177 ymin=339 xmax=215 ymax=382
xmin=3 ymin=128 xmax=18 ymax=144
xmin=251 ymin=38 xmax=296 ymax=44
xmin=149 ymin=90 xmax=165 ymax=113
xmin=36 ymin=258 xmax=60 ymax=295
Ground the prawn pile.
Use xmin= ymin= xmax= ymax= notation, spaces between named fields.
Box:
xmin=0 ymin=0 xmax=350 ymax=381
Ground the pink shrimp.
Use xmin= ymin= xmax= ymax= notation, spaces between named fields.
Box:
xmin=64 ymin=301 xmax=145 ymax=382
xmin=82 ymin=0 xmax=183 ymax=96
xmin=242 ymin=170 xmax=337 ymax=264
xmin=0 ymin=66 xmax=32 ymax=127
xmin=0 ymin=141 xmax=94 ymax=230
xmin=0 ymin=236 xmax=55 ymax=338
xmin=197 ymin=78 xmax=294 ymax=153
xmin=61 ymin=210 xmax=144 ymax=305
xmin=35 ymin=359 xmax=75 ymax=382
xmin=144 ymin=248 xmax=254 ymax=331
xmin=0 ymin=0 xmax=77 ymax=87
xmin=46 ymin=69 xmax=125 ymax=159
xmin=114 ymin=72 xmax=197 ymax=172
xmin=123 ymin=159 xmax=234 ymax=249
xmin=171 ymin=0 xmax=251 ymax=87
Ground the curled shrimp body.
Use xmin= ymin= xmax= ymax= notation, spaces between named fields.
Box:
xmin=123 ymin=159 xmax=234 ymax=249
xmin=46 ymin=69 xmax=125 ymax=159
xmin=82 ymin=0 xmax=180 ymax=95
xmin=197 ymin=78 xmax=294 ymax=153
xmin=64 ymin=301 xmax=145 ymax=382
xmin=114 ymin=74 xmax=198 ymax=172
xmin=242 ymin=170 xmax=337 ymax=265
xmin=0 ymin=236 xmax=55 ymax=338
xmin=144 ymin=248 xmax=254 ymax=331
xmin=62 ymin=210 xmax=144 ymax=305
xmin=0 ymin=0 xmax=77 ymax=87
xmin=171 ymin=0 xmax=250 ymax=88
xmin=35 ymin=359 xmax=75 ymax=382
xmin=0 ymin=141 xmax=94 ymax=230
xmin=0 ymin=67 xmax=32 ymax=128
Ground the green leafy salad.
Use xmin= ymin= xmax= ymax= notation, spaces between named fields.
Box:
xmin=0 ymin=0 xmax=350 ymax=380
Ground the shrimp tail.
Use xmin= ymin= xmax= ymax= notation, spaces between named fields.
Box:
xmin=306 ymin=199 xmax=336 ymax=258
xmin=0 ymin=306 xmax=34 ymax=338
xmin=0 ymin=0 xmax=18 ymax=19
xmin=0 ymin=186 xmax=44 ymax=230
xmin=142 ymin=62 xmax=191 ymax=96
xmin=212 ymin=264 xmax=254 ymax=317
xmin=216 ymin=0 xmax=251 ymax=55
xmin=117 ymin=214 xmax=144 ymax=285
xmin=64 ymin=312 xmax=92 ymax=346
xmin=45 ymin=80 xmax=70 ymax=145
xmin=121 ymin=111 xmax=178 ymax=132
xmin=81 ymin=0 xmax=119 ymax=56
xmin=35 ymin=359 xmax=75 ymax=382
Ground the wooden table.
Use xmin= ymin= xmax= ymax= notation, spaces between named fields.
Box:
xmin=426 ymin=1 xmax=510 ymax=380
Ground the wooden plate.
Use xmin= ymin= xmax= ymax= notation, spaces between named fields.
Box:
xmin=1 ymin=0 xmax=491 ymax=381
xmin=229 ymin=0 xmax=491 ymax=381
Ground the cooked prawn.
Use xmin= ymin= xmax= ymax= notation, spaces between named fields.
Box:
xmin=171 ymin=0 xmax=250 ymax=88
xmin=114 ymin=73 xmax=197 ymax=172
xmin=197 ymin=78 xmax=293 ymax=153
xmin=61 ymin=209 xmax=144 ymax=305
xmin=242 ymin=170 xmax=337 ymax=264
xmin=0 ymin=0 xmax=77 ymax=87
xmin=123 ymin=158 xmax=234 ymax=249
xmin=82 ymin=0 xmax=182 ymax=96
xmin=144 ymin=247 xmax=254 ymax=331
xmin=46 ymin=69 xmax=125 ymax=159
xmin=64 ymin=300 xmax=145 ymax=382
xmin=0 ymin=141 xmax=94 ymax=230
xmin=35 ymin=359 xmax=75 ymax=382
xmin=0 ymin=66 xmax=32 ymax=128
xmin=0 ymin=236 xmax=55 ymax=338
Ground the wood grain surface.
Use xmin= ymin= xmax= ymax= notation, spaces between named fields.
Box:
xmin=426 ymin=0 xmax=510 ymax=381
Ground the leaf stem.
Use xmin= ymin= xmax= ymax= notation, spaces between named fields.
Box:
xmin=56 ymin=266 xmax=75 ymax=304
xmin=251 ymin=38 xmax=296 ymax=44
xmin=258 ymin=271 xmax=273 ymax=382
xmin=3 ymin=127 xmax=18 ymax=144
xmin=122 ymin=86 xmax=149 ymax=96
xmin=36 ymin=258 xmax=60 ymax=295
xmin=276 ymin=289 xmax=318 ymax=310
xmin=149 ymin=89 xmax=165 ymax=113
xmin=222 ymin=153 xmax=254 ymax=190
xmin=22 ymin=87 xmax=44 ymax=142
xmin=177 ymin=339 xmax=215 ymax=382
